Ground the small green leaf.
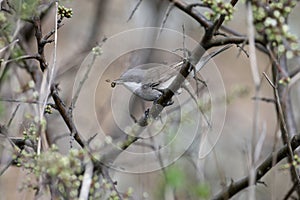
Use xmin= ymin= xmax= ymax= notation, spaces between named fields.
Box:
xmin=166 ymin=166 xmax=185 ymax=188
xmin=193 ymin=183 xmax=211 ymax=199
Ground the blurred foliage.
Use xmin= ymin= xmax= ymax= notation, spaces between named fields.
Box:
xmin=280 ymin=154 xmax=300 ymax=170
xmin=10 ymin=46 xmax=24 ymax=59
xmin=0 ymin=102 xmax=4 ymax=117
xmin=0 ymin=12 xmax=7 ymax=24
xmin=165 ymin=166 xmax=186 ymax=188
xmin=17 ymin=123 xmax=133 ymax=199
xmin=18 ymin=144 xmax=84 ymax=199
xmin=192 ymin=183 xmax=211 ymax=199
xmin=11 ymin=0 xmax=39 ymax=19
xmin=198 ymin=85 xmax=249 ymax=112
xmin=226 ymin=85 xmax=249 ymax=104
xmin=203 ymin=0 xmax=234 ymax=22
xmin=156 ymin=165 xmax=211 ymax=199
xmin=251 ymin=0 xmax=299 ymax=58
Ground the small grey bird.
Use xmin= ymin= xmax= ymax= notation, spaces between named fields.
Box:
xmin=111 ymin=45 xmax=231 ymax=101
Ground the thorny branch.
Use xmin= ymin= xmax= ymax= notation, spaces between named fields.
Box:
xmin=212 ymin=135 xmax=300 ymax=200
xmin=271 ymin=56 xmax=300 ymax=195
xmin=31 ymin=14 xmax=63 ymax=72
xmin=2 ymin=0 xmax=300 ymax=199
xmin=104 ymin=0 xmax=242 ymax=162
xmin=51 ymin=85 xmax=85 ymax=148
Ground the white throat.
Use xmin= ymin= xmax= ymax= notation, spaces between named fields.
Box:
xmin=123 ymin=81 xmax=142 ymax=92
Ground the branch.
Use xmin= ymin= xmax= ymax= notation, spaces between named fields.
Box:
xmin=159 ymin=2 xmax=174 ymax=32
xmin=102 ymin=0 xmax=240 ymax=165
xmin=202 ymin=0 xmax=239 ymax=43
xmin=99 ymin=165 xmax=123 ymax=200
xmin=270 ymin=54 xmax=300 ymax=195
xmin=71 ymin=47 xmax=100 ymax=108
xmin=127 ymin=0 xmax=143 ymax=22
xmin=168 ymin=0 xmax=211 ymax=28
xmin=42 ymin=22 xmax=64 ymax=43
xmin=212 ymin=135 xmax=300 ymax=200
xmin=50 ymin=84 xmax=86 ymax=148
xmin=32 ymin=16 xmax=48 ymax=71
xmin=209 ymin=36 xmax=268 ymax=55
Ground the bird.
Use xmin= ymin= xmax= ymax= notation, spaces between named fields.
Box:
xmin=111 ymin=45 xmax=231 ymax=102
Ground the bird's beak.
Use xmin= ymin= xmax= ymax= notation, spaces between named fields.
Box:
xmin=111 ymin=79 xmax=123 ymax=88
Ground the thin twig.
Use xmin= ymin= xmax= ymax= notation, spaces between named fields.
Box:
xmin=0 ymin=98 xmax=41 ymax=104
xmin=159 ymin=2 xmax=174 ymax=34
xmin=51 ymin=133 xmax=69 ymax=143
xmin=168 ymin=0 xmax=211 ymax=28
xmin=79 ymin=159 xmax=94 ymax=200
xmin=6 ymin=104 xmax=20 ymax=128
xmin=71 ymin=52 xmax=98 ymax=108
xmin=264 ymin=72 xmax=300 ymax=193
xmin=246 ymin=3 xmax=262 ymax=199
xmin=283 ymin=182 xmax=297 ymax=200
xmin=251 ymin=97 xmax=275 ymax=104
xmin=0 ymin=133 xmax=22 ymax=176
xmin=4 ymin=54 xmax=42 ymax=66
xmin=0 ymin=39 xmax=19 ymax=53
xmin=42 ymin=23 xmax=64 ymax=42
xmin=186 ymin=3 xmax=206 ymax=10
xmin=100 ymin=165 xmax=123 ymax=200
xmin=51 ymin=84 xmax=85 ymax=148
xmin=127 ymin=0 xmax=143 ymax=22
xmin=32 ymin=16 xmax=48 ymax=71
xmin=212 ymin=135 xmax=300 ymax=200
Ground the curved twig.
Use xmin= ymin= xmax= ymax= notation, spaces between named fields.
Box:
xmin=212 ymin=135 xmax=300 ymax=200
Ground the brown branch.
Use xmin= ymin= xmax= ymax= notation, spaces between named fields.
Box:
xmin=31 ymin=13 xmax=63 ymax=72
xmin=209 ymin=36 xmax=267 ymax=53
xmin=7 ymin=104 xmax=20 ymax=128
xmin=168 ymin=0 xmax=211 ymax=28
xmin=212 ymin=135 xmax=300 ymax=200
xmin=168 ymin=0 xmax=269 ymax=55
xmin=99 ymin=165 xmax=123 ymax=200
xmin=214 ymin=0 xmax=238 ymax=32
xmin=0 ymin=98 xmax=41 ymax=104
xmin=33 ymin=16 xmax=48 ymax=71
xmin=42 ymin=23 xmax=64 ymax=43
xmin=271 ymin=54 xmax=300 ymax=195
xmin=251 ymin=97 xmax=275 ymax=104
xmin=283 ymin=183 xmax=298 ymax=200
xmin=202 ymin=0 xmax=239 ymax=43
xmin=127 ymin=0 xmax=143 ymax=22
xmin=159 ymin=2 xmax=174 ymax=32
xmin=101 ymin=0 xmax=241 ymax=164
xmin=20 ymin=1 xmax=55 ymax=41
xmin=50 ymin=84 xmax=86 ymax=148
xmin=277 ymin=57 xmax=297 ymax=138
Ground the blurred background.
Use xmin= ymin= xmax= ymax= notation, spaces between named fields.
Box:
xmin=1 ymin=0 xmax=300 ymax=199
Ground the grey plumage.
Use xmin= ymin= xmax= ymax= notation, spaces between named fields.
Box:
xmin=112 ymin=45 xmax=231 ymax=101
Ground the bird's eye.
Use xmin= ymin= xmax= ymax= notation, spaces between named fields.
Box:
xmin=111 ymin=82 xmax=116 ymax=88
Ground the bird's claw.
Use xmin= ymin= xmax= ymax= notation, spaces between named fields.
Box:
xmin=144 ymin=108 xmax=150 ymax=118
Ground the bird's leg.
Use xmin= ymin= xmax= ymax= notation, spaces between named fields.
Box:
xmin=144 ymin=108 xmax=150 ymax=118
